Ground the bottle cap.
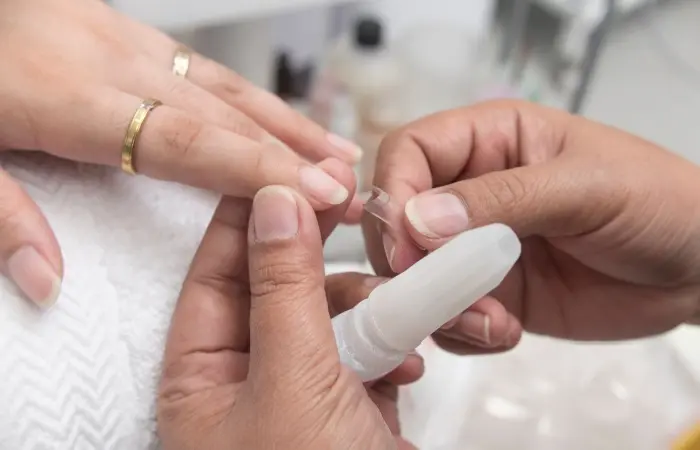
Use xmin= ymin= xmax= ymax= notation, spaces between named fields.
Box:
xmin=355 ymin=17 xmax=383 ymax=49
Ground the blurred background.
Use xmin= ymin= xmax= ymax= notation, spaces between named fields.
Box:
xmin=109 ymin=0 xmax=700 ymax=448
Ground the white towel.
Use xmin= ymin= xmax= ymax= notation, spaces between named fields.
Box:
xmin=0 ymin=152 xmax=219 ymax=450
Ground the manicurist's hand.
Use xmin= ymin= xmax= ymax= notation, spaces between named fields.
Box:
xmin=363 ymin=100 xmax=700 ymax=353
xmin=158 ymin=164 xmax=420 ymax=450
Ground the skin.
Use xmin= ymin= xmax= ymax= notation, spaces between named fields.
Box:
xmin=158 ymin=101 xmax=700 ymax=447
xmin=362 ymin=100 xmax=700 ymax=354
xmin=158 ymin=165 xmax=420 ymax=449
xmin=0 ymin=0 xmax=363 ymax=306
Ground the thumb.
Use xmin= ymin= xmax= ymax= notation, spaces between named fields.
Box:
xmin=0 ymin=168 xmax=62 ymax=308
xmin=403 ymin=161 xmax=622 ymax=249
xmin=247 ymin=185 xmax=339 ymax=384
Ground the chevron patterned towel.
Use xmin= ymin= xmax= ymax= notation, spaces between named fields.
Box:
xmin=0 ymin=153 xmax=219 ymax=450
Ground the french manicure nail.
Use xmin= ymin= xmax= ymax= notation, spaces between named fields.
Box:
xmin=458 ymin=312 xmax=491 ymax=345
xmin=326 ymin=133 xmax=363 ymax=163
xmin=440 ymin=316 xmax=460 ymax=330
xmin=405 ymin=192 xmax=469 ymax=239
xmin=6 ymin=246 xmax=61 ymax=309
xmin=253 ymin=186 xmax=299 ymax=242
xmin=299 ymin=166 xmax=349 ymax=206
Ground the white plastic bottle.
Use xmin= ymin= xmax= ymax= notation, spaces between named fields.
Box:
xmin=311 ymin=16 xmax=405 ymax=193
xmin=332 ymin=224 xmax=521 ymax=382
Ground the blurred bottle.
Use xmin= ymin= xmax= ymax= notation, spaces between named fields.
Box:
xmin=310 ymin=16 xmax=405 ymax=193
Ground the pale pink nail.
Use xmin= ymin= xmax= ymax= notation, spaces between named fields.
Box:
xmin=406 ymin=350 xmax=424 ymax=367
xmin=6 ymin=246 xmax=61 ymax=309
xmin=440 ymin=317 xmax=460 ymax=330
xmin=405 ymin=193 xmax=469 ymax=238
xmin=458 ymin=312 xmax=491 ymax=345
xmin=326 ymin=133 xmax=363 ymax=163
xmin=253 ymin=186 xmax=299 ymax=242
xmin=299 ymin=166 xmax=349 ymax=206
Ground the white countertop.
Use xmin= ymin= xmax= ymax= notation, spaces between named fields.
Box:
xmin=667 ymin=325 xmax=700 ymax=384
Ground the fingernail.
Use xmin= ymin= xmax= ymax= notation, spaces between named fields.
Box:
xmin=504 ymin=321 xmax=521 ymax=347
xmin=6 ymin=246 xmax=61 ymax=309
xmin=299 ymin=166 xmax=349 ymax=206
xmin=382 ymin=233 xmax=395 ymax=270
xmin=326 ymin=133 xmax=363 ymax=163
xmin=253 ymin=186 xmax=299 ymax=242
xmin=363 ymin=276 xmax=389 ymax=290
xmin=457 ymin=312 xmax=491 ymax=345
xmin=405 ymin=193 xmax=469 ymax=239
xmin=440 ymin=317 xmax=460 ymax=330
xmin=406 ymin=350 xmax=424 ymax=367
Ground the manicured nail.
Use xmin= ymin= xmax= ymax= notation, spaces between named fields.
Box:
xmin=440 ymin=317 xmax=460 ymax=330
xmin=326 ymin=133 xmax=363 ymax=163
xmin=382 ymin=233 xmax=395 ymax=270
xmin=405 ymin=192 xmax=469 ymax=239
xmin=6 ymin=246 xmax=61 ymax=309
xmin=299 ymin=166 xmax=349 ymax=206
xmin=253 ymin=186 xmax=299 ymax=242
xmin=406 ymin=350 xmax=425 ymax=368
xmin=457 ymin=312 xmax=491 ymax=345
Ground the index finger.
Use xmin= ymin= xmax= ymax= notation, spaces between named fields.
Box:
xmin=364 ymin=100 xmax=570 ymax=274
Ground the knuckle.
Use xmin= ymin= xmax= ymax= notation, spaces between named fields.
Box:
xmin=475 ymin=171 xmax=530 ymax=211
xmin=375 ymin=128 xmax=416 ymax=183
xmin=202 ymin=58 xmax=246 ymax=100
xmin=251 ymin=259 xmax=314 ymax=300
xmin=378 ymin=126 xmax=409 ymax=158
xmin=163 ymin=112 xmax=206 ymax=161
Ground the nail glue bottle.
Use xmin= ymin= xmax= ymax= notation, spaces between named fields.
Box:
xmin=332 ymin=223 xmax=521 ymax=382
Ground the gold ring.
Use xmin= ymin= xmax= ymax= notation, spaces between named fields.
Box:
xmin=121 ymin=98 xmax=162 ymax=175
xmin=172 ymin=46 xmax=191 ymax=77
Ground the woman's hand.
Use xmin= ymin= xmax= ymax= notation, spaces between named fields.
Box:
xmin=158 ymin=166 xmax=420 ymax=449
xmin=0 ymin=0 xmax=363 ymax=307
xmin=363 ymin=100 xmax=700 ymax=353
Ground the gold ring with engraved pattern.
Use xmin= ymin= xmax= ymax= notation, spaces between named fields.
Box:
xmin=121 ymin=98 xmax=162 ymax=175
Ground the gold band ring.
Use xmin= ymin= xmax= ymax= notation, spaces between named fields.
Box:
xmin=172 ymin=46 xmax=191 ymax=77
xmin=121 ymin=98 xmax=162 ymax=175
